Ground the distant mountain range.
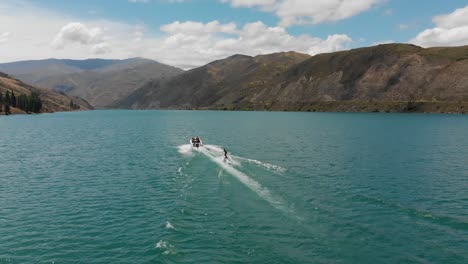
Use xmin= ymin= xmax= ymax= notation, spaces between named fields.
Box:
xmin=2 ymin=44 xmax=468 ymax=114
xmin=0 ymin=72 xmax=92 ymax=114
xmin=116 ymin=44 xmax=468 ymax=113
xmin=0 ymin=58 xmax=183 ymax=108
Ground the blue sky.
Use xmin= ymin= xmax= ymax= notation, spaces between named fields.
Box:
xmin=1 ymin=0 xmax=468 ymax=68
xmin=28 ymin=0 xmax=468 ymax=44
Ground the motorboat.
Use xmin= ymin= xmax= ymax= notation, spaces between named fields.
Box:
xmin=190 ymin=137 xmax=203 ymax=148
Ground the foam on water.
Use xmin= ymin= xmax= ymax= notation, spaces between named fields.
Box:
xmin=165 ymin=221 xmax=175 ymax=230
xmin=156 ymin=240 xmax=169 ymax=248
xmin=204 ymin=145 xmax=241 ymax=166
xmin=204 ymin=145 xmax=285 ymax=173
xmin=202 ymin=149 xmax=291 ymax=213
xmin=156 ymin=240 xmax=175 ymax=255
xmin=234 ymin=156 xmax=286 ymax=174
xmin=179 ymin=144 xmax=292 ymax=214
xmin=177 ymin=144 xmax=195 ymax=156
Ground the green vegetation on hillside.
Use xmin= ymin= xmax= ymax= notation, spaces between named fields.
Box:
xmin=69 ymin=100 xmax=80 ymax=110
xmin=0 ymin=71 xmax=93 ymax=115
xmin=0 ymin=89 xmax=42 ymax=114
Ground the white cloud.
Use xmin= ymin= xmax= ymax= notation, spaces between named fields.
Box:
xmin=92 ymin=43 xmax=112 ymax=54
xmin=411 ymin=6 xmax=468 ymax=47
xmin=132 ymin=25 xmax=146 ymax=42
xmin=222 ymin=0 xmax=381 ymax=26
xmin=372 ymin=40 xmax=394 ymax=45
xmin=160 ymin=20 xmax=237 ymax=34
xmin=0 ymin=32 xmax=11 ymax=43
xmin=155 ymin=20 xmax=352 ymax=68
xmin=223 ymin=0 xmax=277 ymax=10
xmin=432 ymin=6 xmax=468 ymax=29
xmin=0 ymin=1 xmax=138 ymax=62
xmin=52 ymin=22 xmax=103 ymax=49
xmin=0 ymin=0 xmax=353 ymax=69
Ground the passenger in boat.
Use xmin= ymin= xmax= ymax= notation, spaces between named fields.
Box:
xmin=191 ymin=136 xmax=200 ymax=147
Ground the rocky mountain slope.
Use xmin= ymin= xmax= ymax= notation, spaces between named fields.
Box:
xmin=116 ymin=51 xmax=311 ymax=109
xmin=0 ymin=58 xmax=183 ymax=108
xmin=116 ymin=44 xmax=468 ymax=113
xmin=0 ymin=72 xmax=92 ymax=115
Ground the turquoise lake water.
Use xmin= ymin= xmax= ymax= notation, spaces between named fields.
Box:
xmin=0 ymin=110 xmax=467 ymax=263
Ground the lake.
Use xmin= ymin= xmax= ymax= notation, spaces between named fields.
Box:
xmin=0 ymin=110 xmax=467 ymax=263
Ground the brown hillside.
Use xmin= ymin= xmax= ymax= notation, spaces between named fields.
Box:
xmin=116 ymin=44 xmax=468 ymax=113
xmin=116 ymin=51 xmax=310 ymax=109
xmin=0 ymin=72 xmax=93 ymax=115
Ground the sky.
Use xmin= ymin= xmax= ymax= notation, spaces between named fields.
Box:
xmin=1 ymin=0 xmax=468 ymax=69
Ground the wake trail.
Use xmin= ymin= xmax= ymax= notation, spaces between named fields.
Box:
xmin=200 ymin=147 xmax=293 ymax=214
xmin=233 ymin=156 xmax=286 ymax=174
xmin=203 ymin=145 xmax=286 ymax=174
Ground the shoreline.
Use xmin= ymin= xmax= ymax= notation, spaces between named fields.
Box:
xmin=181 ymin=101 xmax=468 ymax=115
xmin=0 ymin=107 xmax=91 ymax=116
xmin=3 ymin=101 xmax=468 ymax=116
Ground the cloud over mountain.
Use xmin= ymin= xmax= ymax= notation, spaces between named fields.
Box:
xmin=411 ymin=6 xmax=468 ymax=47
xmin=52 ymin=22 xmax=106 ymax=53
xmin=157 ymin=20 xmax=352 ymax=68
xmin=2 ymin=0 xmax=468 ymax=69
xmin=0 ymin=32 xmax=11 ymax=43
xmin=0 ymin=0 xmax=354 ymax=69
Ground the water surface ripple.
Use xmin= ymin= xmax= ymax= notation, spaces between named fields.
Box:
xmin=0 ymin=110 xmax=467 ymax=263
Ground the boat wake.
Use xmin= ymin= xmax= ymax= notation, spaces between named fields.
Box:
xmin=177 ymin=143 xmax=292 ymax=214
xmin=234 ymin=156 xmax=286 ymax=174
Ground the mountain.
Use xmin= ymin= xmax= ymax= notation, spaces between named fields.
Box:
xmin=0 ymin=58 xmax=123 ymax=83
xmin=0 ymin=72 xmax=93 ymax=115
xmin=34 ymin=59 xmax=184 ymax=108
xmin=116 ymin=44 xmax=468 ymax=113
xmin=0 ymin=58 xmax=184 ymax=108
xmin=116 ymin=51 xmax=311 ymax=109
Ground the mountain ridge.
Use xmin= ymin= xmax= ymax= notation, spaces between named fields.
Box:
xmin=115 ymin=51 xmax=311 ymax=109
xmin=115 ymin=44 xmax=468 ymax=114
xmin=0 ymin=58 xmax=184 ymax=108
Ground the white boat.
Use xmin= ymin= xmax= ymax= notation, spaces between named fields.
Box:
xmin=190 ymin=137 xmax=203 ymax=148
